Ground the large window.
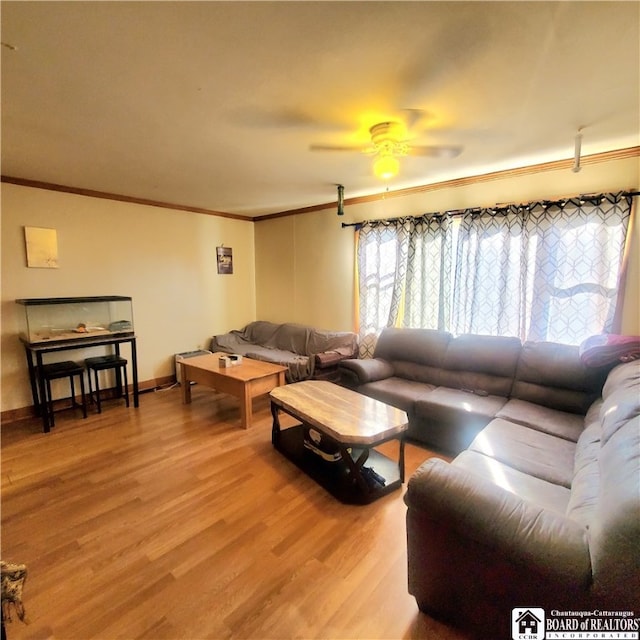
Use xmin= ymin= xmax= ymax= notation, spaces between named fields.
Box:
xmin=356 ymin=193 xmax=632 ymax=356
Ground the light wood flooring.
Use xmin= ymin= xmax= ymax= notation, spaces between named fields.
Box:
xmin=2 ymin=384 xmax=471 ymax=640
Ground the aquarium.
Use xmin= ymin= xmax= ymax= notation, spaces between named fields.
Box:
xmin=16 ymin=296 xmax=134 ymax=345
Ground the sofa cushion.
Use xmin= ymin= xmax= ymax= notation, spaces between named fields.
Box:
xmin=392 ymin=360 xmax=444 ymax=386
xmin=414 ymin=387 xmax=508 ymax=426
xmin=566 ymin=420 xmax=602 ymax=527
xmin=412 ymin=388 xmax=508 ymax=452
xmin=577 ymin=361 xmax=640 ymax=607
xmin=453 ymin=450 xmax=571 ymax=516
xmin=468 ymin=419 xmax=576 ymax=487
xmin=599 ymin=361 xmax=640 ymax=446
xmin=588 ymin=416 xmax=640 ymax=607
xmin=496 ymin=398 xmax=584 ymax=442
xmin=601 ymin=359 xmax=640 ymax=398
xmin=373 ymin=327 xmax=451 ymax=366
xmin=358 ymin=377 xmax=435 ymax=412
xmin=339 ymin=357 xmax=395 ymax=386
xmin=439 ymin=334 xmax=521 ymax=396
xmin=511 ymin=341 xmax=608 ymax=414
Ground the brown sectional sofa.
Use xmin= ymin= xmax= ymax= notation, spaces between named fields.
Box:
xmin=339 ymin=328 xmax=606 ymax=453
xmin=340 ymin=328 xmax=639 ymax=637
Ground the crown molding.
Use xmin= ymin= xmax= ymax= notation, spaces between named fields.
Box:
xmin=254 ymin=146 xmax=640 ymax=221
xmin=0 ymin=176 xmax=254 ymax=222
xmin=3 ymin=146 xmax=638 ymax=223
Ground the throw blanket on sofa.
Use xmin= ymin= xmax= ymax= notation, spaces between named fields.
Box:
xmin=237 ymin=321 xmax=311 ymax=355
xmin=212 ymin=321 xmax=358 ymax=382
xmin=579 ymin=334 xmax=640 ymax=367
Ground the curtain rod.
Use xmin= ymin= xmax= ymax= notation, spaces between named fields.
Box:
xmin=341 ymin=190 xmax=640 ymax=229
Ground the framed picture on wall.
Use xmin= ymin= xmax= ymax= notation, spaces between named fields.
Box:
xmin=216 ymin=246 xmax=233 ymax=274
xmin=24 ymin=226 xmax=59 ymax=268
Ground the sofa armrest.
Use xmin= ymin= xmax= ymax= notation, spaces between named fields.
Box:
xmin=339 ymin=358 xmax=394 ymax=385
xmin=405 ymin=458 xmax=591 ymax=582
xmin=405 ymin=459 xmax=593 ymax=635
xmin=315 ymin=350 xmax=351 ymax=369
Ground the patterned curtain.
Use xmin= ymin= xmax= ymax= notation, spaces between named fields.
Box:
xmin=355 ymin=192 xmax=632 ymax=353
xmin=356 ymin=218 xmax=412 ymax=357
xmin=403 ymin=214 xmax=454 ymax=331
xmin=452 ymin=206 xmax=528 ymax=337
xmin=524 ymin=194 xmax=631 ymax=342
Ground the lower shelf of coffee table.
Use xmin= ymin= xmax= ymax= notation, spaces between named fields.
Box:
xmin=273 ymin=424 xmax=402 ymax=505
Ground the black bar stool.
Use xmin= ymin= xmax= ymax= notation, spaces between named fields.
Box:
xmin=40 ymin=361 xmax=87 ymax=429
xmin=85 ymin=355 xmax=129 ymax=413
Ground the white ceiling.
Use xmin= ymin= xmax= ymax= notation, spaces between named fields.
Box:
xmin=2 ymin=1 xmax=639 ymax=217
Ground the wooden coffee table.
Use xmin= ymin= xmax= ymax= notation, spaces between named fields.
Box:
xmin=270 ymin=380 xmax=408 ymax=504
xmin=181 ymin=352 xmax=287 ymax=429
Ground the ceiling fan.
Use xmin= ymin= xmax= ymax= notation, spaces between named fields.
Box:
xmin=310 ymin=119 xmax=463 ymax=180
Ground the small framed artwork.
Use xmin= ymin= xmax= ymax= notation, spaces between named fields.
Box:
xmin=24 ymin=226 xmax=59 ymax=268
xmin=216 ymin=246 xmax=233 ymax=274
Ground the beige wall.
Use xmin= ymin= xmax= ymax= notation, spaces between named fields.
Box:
xmin=254 ymin=214 xmax=355 ymax=330
xmin=2 ymin=155 xmax=638 ymax=414
xmin=1 ymin=183 xmax=256 ymax=413
xmin=255 ymin=156 xmax=640 ymax=335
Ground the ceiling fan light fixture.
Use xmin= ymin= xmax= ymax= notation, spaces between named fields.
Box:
xmin=373 ymin=154 xmax=400 ymax=180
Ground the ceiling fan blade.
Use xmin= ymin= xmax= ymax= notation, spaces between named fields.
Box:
xmin=230 ymin=107 xmax=351 ymax=131
xmin=401 ymin=108 xmax=433 ymax=130
xmin=408 ymin=144 xmax=463 ymax=159
xmin=309 ymin=143 xmax=371 ymax=152
xmin=229 ymin=107 xmax=315 ymax=128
